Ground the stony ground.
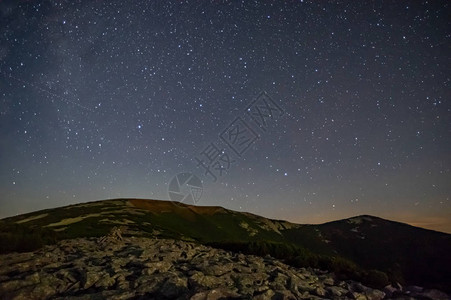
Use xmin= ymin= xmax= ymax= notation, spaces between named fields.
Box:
xmin=0 ymin=231 xmax=448 ymax=300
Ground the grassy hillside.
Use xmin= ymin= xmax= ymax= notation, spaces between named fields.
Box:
xmin=318 ymin=215 xmax=451 ymax=291
xmin=1 ymin=198 xmax=450 ymax=292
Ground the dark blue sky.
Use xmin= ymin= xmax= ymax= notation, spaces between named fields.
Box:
xmin=1 ymin=0 xmax=450 ymax=232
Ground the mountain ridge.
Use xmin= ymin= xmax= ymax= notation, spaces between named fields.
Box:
xmin=3 ymin=198 xmax=447 ymax=235
xmin=1 ymin=198 xmax=450 ymax=294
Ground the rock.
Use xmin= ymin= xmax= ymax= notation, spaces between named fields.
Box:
xmin=189 ymin=272 xmax=225 ymax=289
xmin=143 ymin=260 xmax=172 ymax=274
xmin=24 ymin=272 xmax=41 ymax=285
xmin=384 ymin=284 xmax=401 ymax=297
xmin=326 ymin=285 xmax=347 ymax=297
xmin=0 ymin=236 xmax=448 ymax=300
xmin=294 ymin=279 xmax=315 ymax=293
xmin=273 ymin=289 xmax=298 ymax=299
xmin=419 ymin=289 xmax=450 ymax=300
xmin=349 ymin=281 xmax=367 ymax=293
xmin=287 ymin=274 xmax=298 ymax=289
xmin=114 ymin=274 xmax=129 ymax=290
xmin=134 ymin=273 xmax=166 ymax=294
xmin=323 ymin=276 xmax=335 ymax=286
xmin=232 ymin=264 xmax=253 ymax=274
xmin=365 ymin=288 xmax=385 ymax=300
xmin=98 ymin=226 xmax=123 ymax=247
xmin=406 ymin=285 xmax=424 ymax=293
xmin=270 ymin=270 xmax=289 ymax=290
xmin=82 ymin=270 xmax=101 ymax=289
xmin=3 ymin=286 xmax=36 ymax=300
xmin=94 ymin=273 xmax=116 ymax=289
xmin=394 ymin=282 xmax=403 ymax=290
xmin=233 ymin=274 xmax=257 ymax=295
xmin=56 ymin=269 xmax=77 ymax=284
xmin=315 ymin=286 xmax=327 ymax=297
xmin=201 ymin=263 xmax=233 ymax=276
xmin=30 ymin=275 xmax=63 ymax=299
xmin=160 ymin=276 xmax=188 ymax=298
xmin=30 ymin=283 xmax=57 ymax=300
xmin=350 ymin=291 xmax=368 ymax=300
xmin=190 ymin=288 xmax=241 ymax=300
xmin=253 ymin=289 xmax=276 ymax=300
xmin=0 ymin=277 xmax=36 ymax=292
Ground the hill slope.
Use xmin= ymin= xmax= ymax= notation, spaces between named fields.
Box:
xmin=1 ymin=198 xmax=450 ymax=292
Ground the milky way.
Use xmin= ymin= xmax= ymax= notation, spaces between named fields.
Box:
xmin=0 ymin=0 xmax=450 ymax=232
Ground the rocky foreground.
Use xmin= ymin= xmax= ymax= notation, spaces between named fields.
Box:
xmin=0 ymin=230 xmax=448 ymax=300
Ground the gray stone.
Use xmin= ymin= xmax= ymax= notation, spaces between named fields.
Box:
xmin=189 ymin=272 xmax=224 ymax=289
xmin=190 ymin=288 xmax=241 ymax=300
xmin=419 ymin=289 xmax=450 ymax=300
xmin=115 ymin=274 xmax=129 ymax=290
xmin=326 ymin=285 xmax=347 ymax=297
xmin=349 ymin=281 xmax=367 ymax=293
xmin=201 ymin=263 xmax=233 ymax=276
xmin=82 ymin=270 xmax=101 ymax=289
xmin=270 ymin=271 xmax=289 ymax=290
xmin=253 ymin=289 xmax=276 ymax=300
xmin=273 ymin=289 xmax=298 ymax=300
xmin=0 ymin=236 xmax=447 ymax=300
xmin=350 ymin=291 xmax=368 ymax=300
xmin=315 ymin=286 xmax=327 ymax=297
xmin=143 ymin=260 xmax=172 ymax=274
xmin=365 ymin=288 xmax=385 ymax=300
xmin=94 ymin=273 xmax=116 ymax=289
xmin=160 ymin=276 xmax=188 ymax=298
xmin=406 ymin=285 xmax=423 ymax=293
xmin=384 ymin=284 xmax=401 ymax=297
xmin=323 ymin=276 xmax=335 ymax=286
xmin=233 ymin=274 xmax=257 ymax=295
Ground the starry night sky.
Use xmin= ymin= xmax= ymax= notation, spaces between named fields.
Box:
xmin=1 ymin=1 xmax=450 ymax=232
